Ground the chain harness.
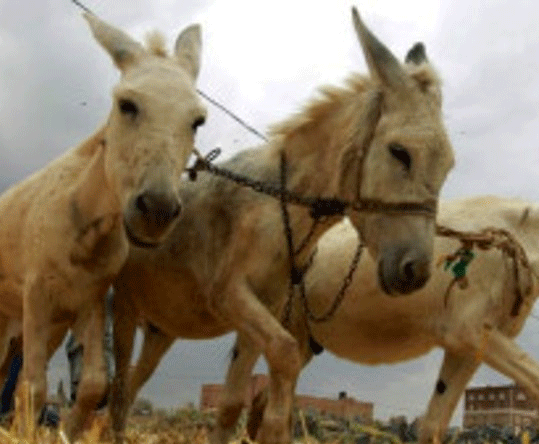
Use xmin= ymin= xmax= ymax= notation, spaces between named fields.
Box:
xmin=186 ymin=141 xmax=437 ymax=341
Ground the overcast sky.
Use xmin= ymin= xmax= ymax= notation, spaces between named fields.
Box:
xmin=2 ymin=0 xmax=539 ymax=427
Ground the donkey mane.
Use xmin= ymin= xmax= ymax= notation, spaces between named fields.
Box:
xmin=405 ymin=62 xmax=442 ymax=103
xmin=269 ymin=63 xmax=442 ymax=145
xmin=145 ymin=31 xmax=168 ymax=57
xmin=268 ymin=75 xmax=372 ymax=142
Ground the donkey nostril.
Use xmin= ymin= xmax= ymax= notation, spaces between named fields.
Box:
xmin=135 ymin=194 xmax=150 ymax=214
xmin=171 ymin=202 xmax=181 ymax=219
xmin=401 ymin=260 xmax=416 ymax=282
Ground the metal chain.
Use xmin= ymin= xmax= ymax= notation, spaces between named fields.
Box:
xmin=188 ymin=148 xmax=348 ymax=218
xmin=279 ymin=151 xmax=300 ymax=327
xmin=294 ymin=218 xmax=323 ymax=256
xmin=300 ymin=240 xmax=364 ymax=323
xmin=187 ymin=149 xmax=436 ymax=218
xmin=274 ymin=150 xmax=364 ymax=326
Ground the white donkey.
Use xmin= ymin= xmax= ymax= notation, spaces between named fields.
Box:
xmin=0 ymin=11 xmax=205 ymax=440
xmin=110 ymin=9 xmax=454 ymax=444
xmin=242 ymin=195 xmax=539 ymax=444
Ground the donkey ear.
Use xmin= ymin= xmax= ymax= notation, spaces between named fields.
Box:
xmin=351 ymin=8 xmax=407 ymax=91
xmin=174 ymin=24 xmax=202 ymax=81
xmin=83 ymin=13 xmax=144 ymax=71
xmin=405 ymin=42 xmax=428 ymax=65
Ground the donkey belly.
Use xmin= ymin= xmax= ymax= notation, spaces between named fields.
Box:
xmin=119 ymin=263 xmax=232 ymax=340
xmin=141 ymin=299 xmax=232 ymax=340
xmin=311 ymin=320 xmax=436 ymax=365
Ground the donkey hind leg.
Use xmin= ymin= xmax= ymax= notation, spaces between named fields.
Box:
xmin=110 ymin=297 xmax=137 ymax=444
xmin=64 ymin=299 xmax=108 ymax=441
xmin=217 ymin=280 xmax=302 ymax=444
xmin=211 ymin=333 xmax=261 ymax=444
xmin=127 ymin=324 xmax=174 ymax=409
xmin=481 ymin=328 xmax=539 ymax=401
xmin=419 ymin=351 xmax=479 ymax=444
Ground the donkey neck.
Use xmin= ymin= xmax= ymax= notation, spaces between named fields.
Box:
xmin=271 ymin=117 xmax=341 ymax=200
xmin=69 ymin=127 xmax=122 ymax=238
xmin=266 ymin=86 xmax=367 ymax=261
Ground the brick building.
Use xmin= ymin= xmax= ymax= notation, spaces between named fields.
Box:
xmin=463 ymin=384 xmax=538 ymax=430
xmin=296 ymin=391 xmax=373 ymax=423
xmin=200 ymin=374 xmax=373 ymax=423
xmin=200 ymin=374 xmax=269 ymax=411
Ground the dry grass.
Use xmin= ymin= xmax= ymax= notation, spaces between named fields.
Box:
xmin=0 ymin=385 xmax=404 ymax=444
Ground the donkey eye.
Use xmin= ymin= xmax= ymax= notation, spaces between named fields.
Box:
xmin=389 ymin=143 xmax=412 ymax=171
xmin=118 ymin=99 xmax=139 ymax=118
xmin=192 ymin=116 xmax=206 ymax=132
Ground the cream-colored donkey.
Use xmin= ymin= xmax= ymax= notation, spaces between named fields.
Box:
xmin=241 ymin=196 xmax=539 ymax=443
xmin=109 ymin=9 xmax=454 ymax=444
xmin=0 ymin=11 xmax=205 ymax=440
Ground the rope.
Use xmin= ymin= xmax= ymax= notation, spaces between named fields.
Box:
xmin=70 ymin=0 xmax=269 ymax=144
xmin=71 ymin=0 xmax=93 ymax=14
xmin=436 ymin=226 xmax=533 ymax=317
xmin=195 ymin=89 xmax=268 ymax=142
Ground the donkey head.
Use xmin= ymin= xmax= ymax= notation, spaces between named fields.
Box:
xmin=84 ymin=13 xmax=206 ymax=247
xmin=342 ymin=9 xmax=454 ymax=295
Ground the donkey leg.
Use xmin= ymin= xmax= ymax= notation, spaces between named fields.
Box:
xmin=216 ymin=280 xmax=302 ymax=444
xmin=419 ymin=351 xmax=479 ymax=444
xmin=0 ymin=316 xmax=21 ymax=385
xmin=128 ymin=324 xmax=174 ymax=407
xmin=0 ymin=336 xmax=22 ymax=416
xmin=19 ymin=274 xmax=52 ymax=428
xmin=481 ymin=328 xmax=539 ymax=400
xmin=211 ymin=333 xmax=261 ymax=444
xmin=2 ymin=327 xmax=64 ymax=421
xmin=247 ymin=310 xmax=315 ymax=441
xmin=110 ymin=296 xmax=136 ymax=444
xmin=65 ymin=298 xmax=108 ymax=441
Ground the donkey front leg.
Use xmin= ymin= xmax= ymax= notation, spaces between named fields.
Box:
xmin=65 ymin=298 xmax=108 ymax=441
xmin=247 ymin=304 xmax=316 ymax=442
xmin=419 ymin=351 xmax=479 ymax=444
xmin=110 ymin=295 xmax=137 ymax=444
xmin=211 ymin=333 xmax=261 ymax=444
xmin=19 ymin=273 xmax=52 ymax=431
xmin=481 ymin=327 xmax=539 ymax=401
xmin=216 ymin=280 xmax=301 ymax=444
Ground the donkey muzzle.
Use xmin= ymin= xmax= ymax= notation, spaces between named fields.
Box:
xmin=124 ymin=189 xmax=182 ymax=247
xmin=378 ymin=246 xmax=431 ymax=295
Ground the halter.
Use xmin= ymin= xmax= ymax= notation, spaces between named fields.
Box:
xmin=187 ymin=148 xmax=437 ymax=220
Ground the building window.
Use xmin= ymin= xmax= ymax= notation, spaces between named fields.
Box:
xmin=478 ymin=394 xmax=484 ymax=401
xmin=489 ymin=393 xmax=495 ymax=400
xmin=517 ymin=392 xmax=527 ymax=401
xmin=499 ymin=393 xmax=505 ymax=400
xmin=469 ymin=394 xmax=475 ymax=401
